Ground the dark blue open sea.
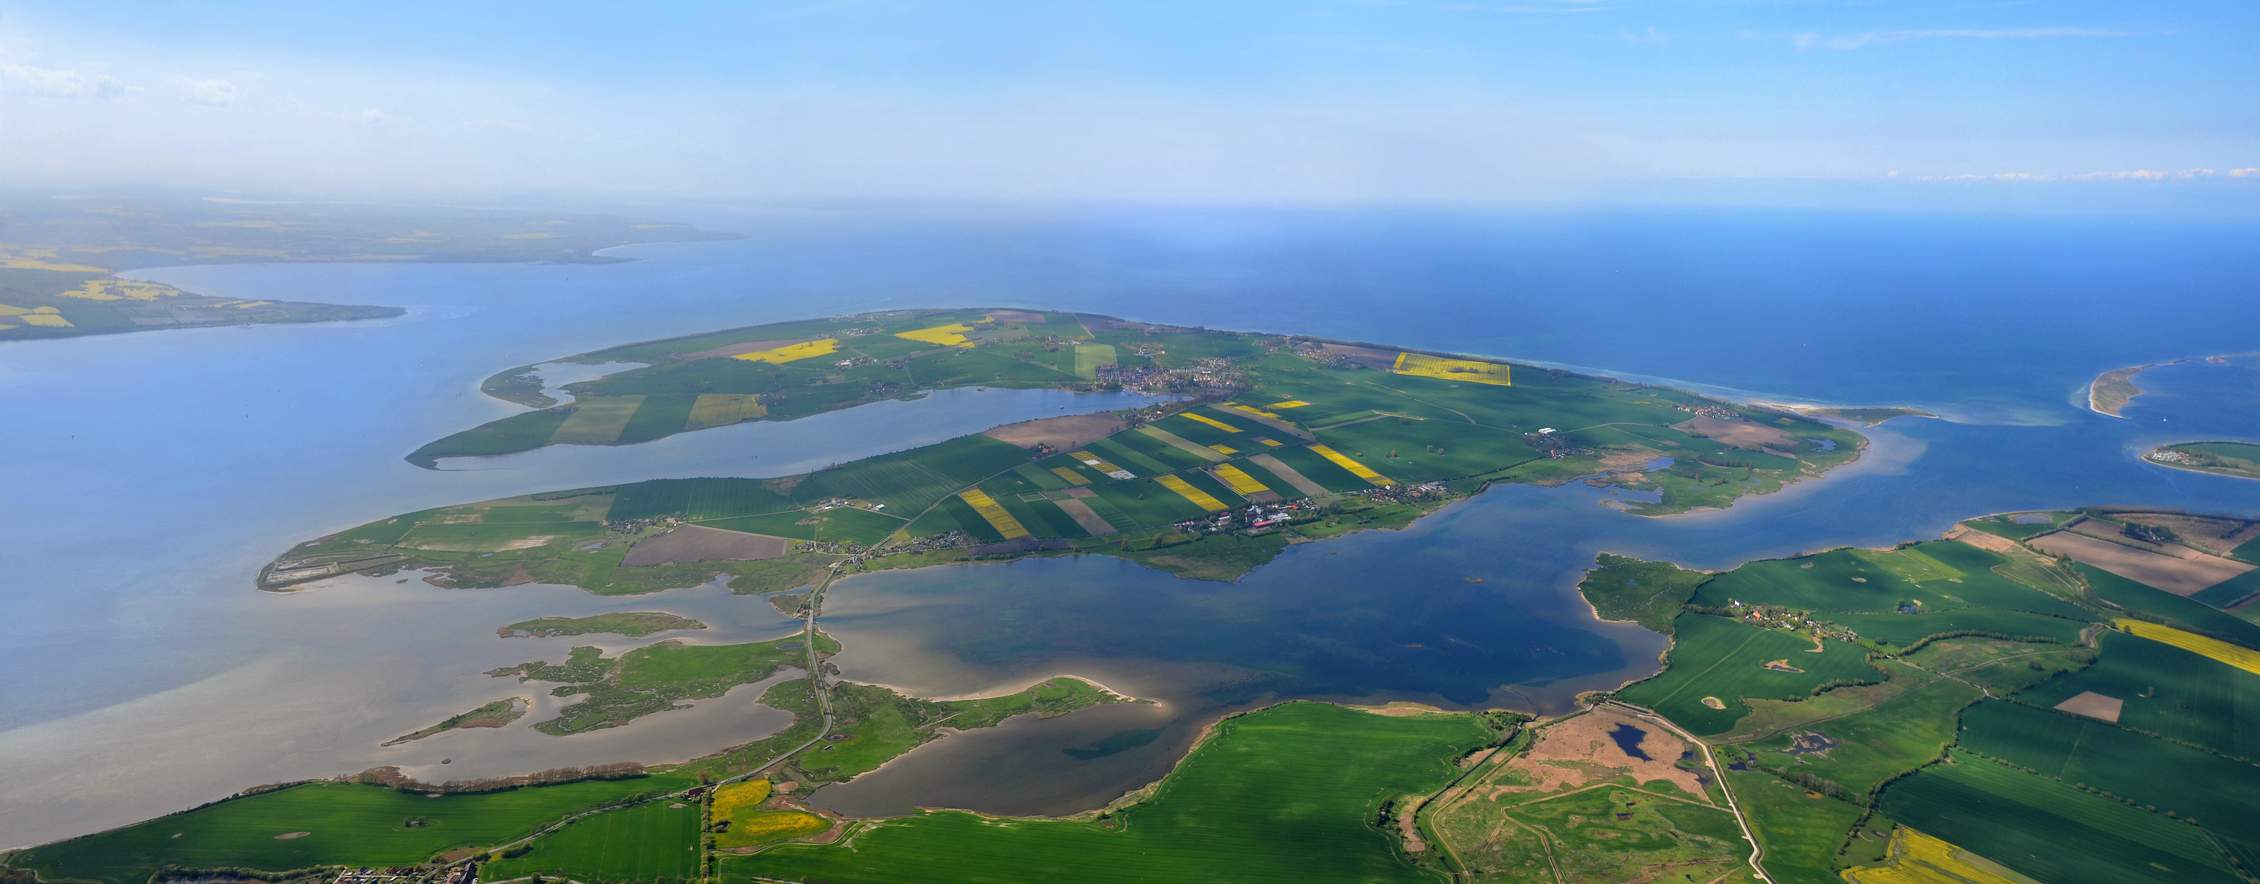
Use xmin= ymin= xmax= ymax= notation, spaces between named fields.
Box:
xmin=3 ymin=205 xmax=2256 ymax=843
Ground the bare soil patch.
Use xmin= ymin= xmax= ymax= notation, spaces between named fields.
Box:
xmin=623 ymin=525 xmax=792 ymax=566
xmin=1671 ymin=415 xmax=1794 ymax=452
xmin=274 ymin=831 xmax=310 ymax=840
xmin=1052 ymin=498 xmax=1117 ymax=537
xmin=2031 ymin=530 xmax=2252 ymax=596
xmin=1316 ymin=342 xmax=1399 ymax=369
xmin=1597 ymin=447 xmax=1665 ymax=472
xmin=983 ymin=413 xmax=1128 ymax=450
xmin=1945 ymin=524 xmax=2020 ymax=555
xmin=2053 ymin=691 xmax=2125 ymax=723
xmin=1701 ymin=696 xmax=1727 ymax=710
xmin=1248 ymin=452 xmax=1330 ymax=497
xmin=1492 ymin=708 xmax=1708 ymax=800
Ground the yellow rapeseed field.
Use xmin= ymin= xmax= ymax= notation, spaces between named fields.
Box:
xmin=1310 ymin=444 xmax=1392 ymax=485
xmin=1049 ymin=466 xmax=1092 ymax=486
xmin=17 ymin=312 xmax=72 ymax=328
xmin=1156 ymin=474 xmax=1229 ymax=512
xmin=1258 ymin=438 xmax=1283 ymax=447
xmin=896 ymin=322 xmax=977 ymax=348
xmin=1840 ymin=827 xmax=2030 ymax=884
xmin=59 ymin=279 xmax=181 ymax=302
xmin=1210 ymin=445 xmax=1238 ymax=456
xmin=1267 ymin=399 xmax=1311 ymax=409
xmin=722 ymin=809 xmax=831 ymax=848
xmin=2119 ymin=619 xmax=2260 ymax=676
xmin=1393 ymin=351 xmax=1512 ymax=386
xmin=733 ymin=338 xmax=840 ymax=365
xmin=0 ymin=303 xmax=29 ymax=316
xmin=0 ymin=247 xmax=106 ymax=273
xmin=1180 ymin=411 xmax=1242 ymax=433
xmin=712 ymin=779 xmax=772 ymax=819
xmin=958 ymin=488 xmax=1032 ymax=540
xmin=1212 ymin=464 xmax=1271 ymax=496
xmin=1221 ymin=402 xmax=1281 ymax=419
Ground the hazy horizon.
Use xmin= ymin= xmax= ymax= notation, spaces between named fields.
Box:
xmin=5 ymin=0 xmax=2257 ymax=214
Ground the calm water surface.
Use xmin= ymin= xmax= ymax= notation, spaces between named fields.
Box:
xmin=3 ymin=206 xmax=2257 ymax=844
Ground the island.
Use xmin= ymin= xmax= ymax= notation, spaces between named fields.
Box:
xmin=272 ymin=308 xmax=1867 ymax=594
xmin=0 ymin=194 xmax=734 ymax=341
xmin=381 ymin=698 xmax=530 ymax=747
xmin=2144 ymin=440 xmax=2260 ymax=481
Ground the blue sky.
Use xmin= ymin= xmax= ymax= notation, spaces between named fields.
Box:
xmin=2 ymin=1 xmax=2256 ymax=209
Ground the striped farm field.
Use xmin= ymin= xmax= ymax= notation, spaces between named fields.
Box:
xmin=1179 ymin=411 xmax=1242 ymax=433
xmin=1156 ymin=474 xmax=1229 ymax=512
xmin=1308 ymin=444 xmax=1391 ymax=486
xmin=896 ymin=322 xmax=977 ymax=347
xmin=1135 ymin=425 xmax=1228 ymax=462
xmin=732 ymin=337 xmax=839 ymax=364
xmin=1067 ymin=449 xmax=1134 ymax=479
xmin=686 ymin=393 xmax=766 ymax=429
xmin=1220 ymin=402 xmax=1283 ymax=419
xmin=1048 ymin=465 xmax=1092 ymax=486
xmin=2119 ymin=618 xmax=2260 ymax=675
xmin=551 ymin=396 xmax=646 ymax=444
xmin=1391 ymin=351 xmax=1512 ymax=386
xmin=958 ymin=488 xmax=1031 ymax=539
xmin=1212 ymin=464 xmax=1272 ymax=496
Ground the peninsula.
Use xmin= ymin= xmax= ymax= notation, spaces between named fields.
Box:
xmin=0 ymin=194 xmax=734 ymax=340
xmin=272 ymin=308 xmax=1868 ymax=592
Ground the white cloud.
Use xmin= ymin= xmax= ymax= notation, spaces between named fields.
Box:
xmin=170 ymin=77 xmax=238 ymax=106
xmin=1918 ymin=167 xmax=2260 ymax=183
xmin=1750 ymin=27 xmax=2138 ymax=52
xmin=0 ymin=62 xmax=127 ymax=99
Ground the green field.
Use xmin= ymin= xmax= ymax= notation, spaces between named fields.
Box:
xmin=1878 ymin=750 xmax=2238 ymax=884
xmin=1731 ymin=667 xmax=1979 ymax=798
xmin=1616 ymin=613 xmax=1885 ymax=735
xmin=735 ymin=703 xmax=1494 ymax=883
xmin=10 ymin=777 xmax=692 ymax=883
xmin=1958 ymin=699 xmax=2260 ymax=858
xmin=481 ymin=800 xmax=702 ymax=883
xmin=2016 ymin=630 xmax=2260 ymax=759
xmin=1577 ymin=553 xmax=1710 ymax=635
xmin=1688 ymin=541 xmax=2092 ymax=649
xmin=1722 ymin=766 xmax=1865 ymax=884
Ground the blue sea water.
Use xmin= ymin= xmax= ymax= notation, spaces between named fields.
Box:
xmin=2 ymin=205 xmax=2257 ymax=843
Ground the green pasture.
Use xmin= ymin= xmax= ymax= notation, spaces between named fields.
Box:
xmin=2017 ymin=630 xmax=2260 ymax=760
xmin=12 ymin=777 xmax=691 ymax=884
xmin=737 ymin=702 xmax=1491 ymax=883
xmin=481 ymin=800 xmax=702 ymax=883
xmin=1618 ymin=613 xmax=1885 ymax=734
xmin=1878 ymin=750 xmax=2237 ymax=884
